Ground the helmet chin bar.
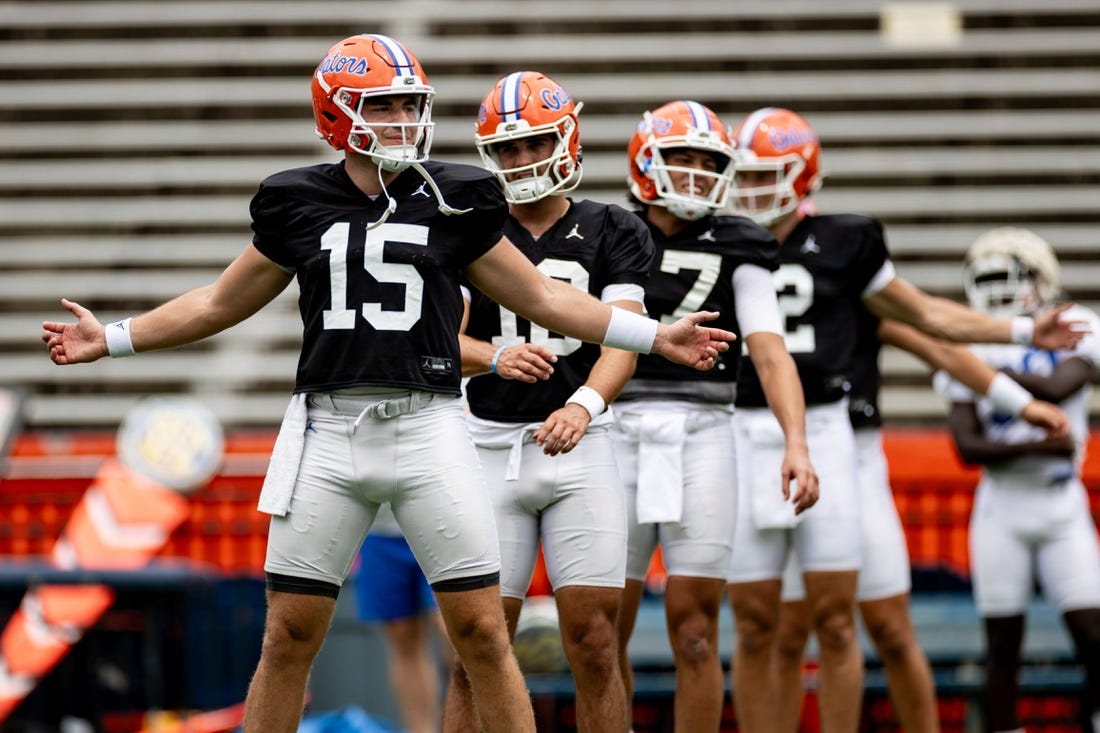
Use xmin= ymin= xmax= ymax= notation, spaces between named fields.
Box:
xmin=665 ymin=198 xmax=712 ymax=221
xmin=651 ymin=161 xmax=729 ymax=221
xmin=348 ymin=130 xmax=427 ymax=172
xmin=505 ymin=175 xmax=557 ymax=204
xmin=477 ymin=121 xmax=581 ymax=205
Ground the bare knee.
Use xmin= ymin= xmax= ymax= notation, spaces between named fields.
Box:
xmin=665 ymin=609 xmax=717 ymax=669
xmin=260 ymin=594 xmax=334 ymax=666
xmin=561 ymin=612 xmax=618 ymax=677
xmin=865 ymin=616 xmax=917 ymax=664
xmin=810 ymin=606 xmax=857 ymax=653
xmin=776 ymin=601 xmax=811 ymax=663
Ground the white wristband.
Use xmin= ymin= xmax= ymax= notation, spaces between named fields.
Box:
xmin=566 ymin=386 xmax=606 ymax=421
xmin=1010 ymin=316 xmax=1034 ymax=345
xmin=603 ymin=306 xmax=658 ymax=354
xmin=104 ymin=318 xmax=136 ymax=358
xmin=986 ymin=372 xmax=1032 ymax=416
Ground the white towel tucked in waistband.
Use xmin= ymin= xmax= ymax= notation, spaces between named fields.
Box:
xmin=744 ymin=413 xmax=802 ymax=530
xmin=258 ymin=393 xmax=308 ymax=517
xmin=465 ymin=415 xmax=541 ymax=481
xmin=636 ymin=412 xmax=687 ymax=524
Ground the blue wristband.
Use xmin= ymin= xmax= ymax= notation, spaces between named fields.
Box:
xmin=490 ymin=345 xmax=507 ymax=374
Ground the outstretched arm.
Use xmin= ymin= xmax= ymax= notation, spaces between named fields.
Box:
xmin=878 ymin=319 xmax=1068 ymax=436
xmin=43 ymin=244 xmax=293 ymax=364
xmin=865 ymin=276 xmax=1085 ymax=350
xmin=466 ymin=237 xmax=735 ymax=370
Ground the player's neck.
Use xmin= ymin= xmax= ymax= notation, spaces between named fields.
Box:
xmin=645 ymin=205 xmax=691 ymax=237
xmin=510 ymin=196 xmax=570 ymax=239
xmin=770 ymin=211 xmax=801 ymax=244
xmin=344 ymin=153 xmax=401 ymax=198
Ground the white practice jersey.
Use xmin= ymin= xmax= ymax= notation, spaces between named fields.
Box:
xmin=938 ymin=304 xmax=1100 ymax=489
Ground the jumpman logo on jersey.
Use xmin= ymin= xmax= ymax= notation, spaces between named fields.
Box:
xmin=697 ymin=228 xmax=716 ymax=242
xmin=801 ymin=234 xmax=820 ymax=254
xmin=412 ymin=181 xmax=431 ymax=198
xmin=566 ymin=224 xmax=584 ymax=240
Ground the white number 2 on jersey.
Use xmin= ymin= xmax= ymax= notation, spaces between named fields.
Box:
xmin=495 ymin=258 xmax=588 ymax=355
xmin=773 ymin=263 xmax=815 ymax=354
xmin=320 ymin=222 xmax=428 ymax=331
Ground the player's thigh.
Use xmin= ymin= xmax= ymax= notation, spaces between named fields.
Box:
xmin=729 ymin=411 xmax=790 ymax=584
xmin=613 ymin=404 xmax=668 ymax=582
xmin=854 ymin=429 xmax=910 ymax=601
xmin=477 ymin=443 xmax=542 ymax=600
xmin=970 ymin=486 xmax=1034 ymax=616
xmin=660 ymin=408 xmax=736 ymax=579
xmin=265 ymin=405 xmax=375 ymax=587
xmin=1037 ymin=489 xmax=1100 ymax=612
xmin=392 ymin=398 xmax=501 ymax=587
xmin=794 ymin=403 xmax=861 ymax=573
xmin=541 ymin=429 xmax=628 ymax=591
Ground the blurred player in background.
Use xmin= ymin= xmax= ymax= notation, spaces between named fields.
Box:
xmin=939 ymin=227 xmax=1100 ymax=733
xmin=774 ymin=312 xmax=1069 ymax=733
xmin=40 ymin=34 xmax=737 ymax=733
xmin=612 ymin=99 xmax=816 ymax=732
xmin=727 ymin=108 xmax=1086 ymax=733
xmin=356 ymin=504 xmax=453 ymax=733
xmin=444 ymin=70 xmax=653 ymax=733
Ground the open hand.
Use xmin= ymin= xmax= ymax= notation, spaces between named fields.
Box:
xmin=652 ymin=311 xmax=736 ymax=371
xmin=41 ymin=299 xmax=108 ymax=365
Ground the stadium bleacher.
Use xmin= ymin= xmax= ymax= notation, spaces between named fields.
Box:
xmin=2 ymin=2 xmax=1099 ymax=731
xmin=1 ymin=0 xmax=1099 ymax=428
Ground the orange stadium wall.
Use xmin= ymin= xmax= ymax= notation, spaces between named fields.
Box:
xmin=3 ymin=427 xmax=1099 ymax=586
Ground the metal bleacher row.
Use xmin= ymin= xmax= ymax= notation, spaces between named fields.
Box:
xmin=2 ymin=0 xmax=1099 ymax=429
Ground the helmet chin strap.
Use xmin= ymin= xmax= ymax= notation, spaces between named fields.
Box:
xmin=365 ymin=160 xmax=473 ymax=230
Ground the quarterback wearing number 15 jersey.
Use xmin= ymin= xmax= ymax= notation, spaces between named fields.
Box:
xmin=250 ymin=159 xmax=508 ymax=395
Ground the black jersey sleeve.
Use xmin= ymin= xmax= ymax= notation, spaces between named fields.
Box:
xmin=601 ymin=203 xmax=657 ymax=288
xmin=838 ymin=214 xmax=891 ymax=294
xmin=420 ymin=161 xmax=509 ymax=266
xmin=721 ymin=216 xmax=781 ymax=273
xmin=249 ymin=168 xmax=302 ymax=270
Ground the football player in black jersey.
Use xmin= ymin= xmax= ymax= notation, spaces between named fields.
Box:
xmin=726 ymin=107 xmax=1084 ymax=733
xmin=608 ymin=100 xmax=817 ymax=732
xmin=40 ymin=35 xmax=739 ymax=733
xmin=443 ymin=71 xmax=650 ymax=733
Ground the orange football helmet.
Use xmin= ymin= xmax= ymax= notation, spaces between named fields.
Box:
xmin=730 ymin=107 xmax=823 ymax=226
xmin=311 ymin=34 xmax=434 ymax=171
xmin=628 ymin=100 xmax=734 ymax=221
xmin=475 ymin=71 xmax=583 ymax=203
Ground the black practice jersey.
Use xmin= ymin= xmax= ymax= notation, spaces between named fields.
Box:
xmin=848 ymin=305 xmax=884 ymax=429
xmin=736 ymin=214 xmax=891 ymax=408
xmin=250 ymin=160 xmax=507 ymax=395
xmin=464 ymin=199 xmax=655 ymax=422
xmin=619 ymin=214 xmax=779 ymax=404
